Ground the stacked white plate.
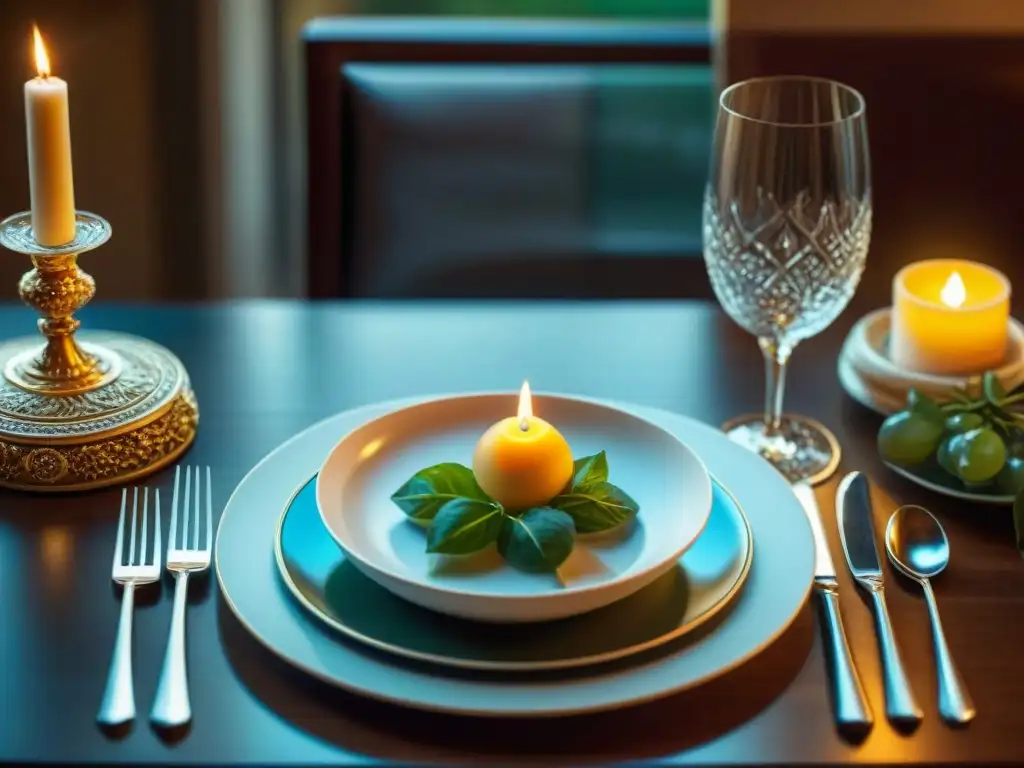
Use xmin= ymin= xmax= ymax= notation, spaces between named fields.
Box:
xmin=215 ymin=392 xmax=816 ymax=717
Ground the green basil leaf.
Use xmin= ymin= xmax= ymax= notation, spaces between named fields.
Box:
xmin=426 ymin=498 xmax=503 ymax=555
xmin=497 ymin=508 xmax=575 ymax=572
xmin=1013 ymin=491 xmax=1024 ymax=559
xmin=391 ymin=463 xmax=489 ymax=526
xmin=568 ymin=451 xmax=608 ymax=491
xmin=907 ymin=388 xmax=944 ymax=424
xmin=551 ymin=481 xmax=640 ymax=533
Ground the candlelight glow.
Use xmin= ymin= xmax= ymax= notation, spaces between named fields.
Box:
xmin=33 ymin=25 xmax=50 ymax=78
xmin=358 ymin=437 xmax=386 ymax=461
xmin=40 ymin=526 xmax=72 ymax=595
xmin=517 ymin=380 xmax=532 ymax=430
xmin=940 ymin=271 xmax=967 ymax=309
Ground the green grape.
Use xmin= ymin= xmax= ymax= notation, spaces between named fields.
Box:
xmin=944 ymin=412 xmax=985 ymax=434
xmin=1009 ymin=439 xmax=1024 ymax=461
xmin=877 ymin=411 xmax=944 ymax=465
xmin=996 ymin=456 xmax=1024 ymax=495
xmin=956 ymin=427 xmax=1007 ymax=483
xmin=937 ymin=434 xmax=966 ymax=476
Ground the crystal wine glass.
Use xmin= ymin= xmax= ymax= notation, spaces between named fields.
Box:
xmin=703 ymin=76 xmax=871 ymax=483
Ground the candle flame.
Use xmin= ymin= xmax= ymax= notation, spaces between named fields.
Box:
xmin=517 ymin=380 xmax=532 ymax=431
xmin=33 ymin=25 xmax=50 ymax=78
xmin=940 ymin=271 xmax=966 ymax=309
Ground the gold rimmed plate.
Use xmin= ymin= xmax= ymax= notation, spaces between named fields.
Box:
xmin=276 ymin=472 xmax=752 ymax=672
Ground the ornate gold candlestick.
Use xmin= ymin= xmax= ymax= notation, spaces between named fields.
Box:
xmin=0 ymin=210 xmax=197 ymax=491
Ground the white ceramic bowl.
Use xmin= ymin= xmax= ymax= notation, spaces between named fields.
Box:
xmin=838 ymin=307 xmax=1024 ymax=415
xmin=315 ymin=392 xmax=713 ymax=623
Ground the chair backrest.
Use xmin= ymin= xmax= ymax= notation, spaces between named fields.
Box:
xmin=303 ymin=18 xmax=713 ymax=298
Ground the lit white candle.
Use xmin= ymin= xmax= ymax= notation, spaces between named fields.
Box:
xmin=24 ymin=26 xmax=76 ymax=246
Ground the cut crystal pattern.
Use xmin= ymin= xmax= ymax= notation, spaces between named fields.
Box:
xmin=703 ymin=188 xmax=871 ymax=343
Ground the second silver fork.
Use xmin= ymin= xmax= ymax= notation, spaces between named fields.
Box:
xmin=151 ymin=465 xmax=213 ymax=728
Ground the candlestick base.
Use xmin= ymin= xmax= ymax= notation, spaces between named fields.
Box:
xmin=0 ymin=332 xmax=197 ymax=491
xmin=838 ymin=308 xmax=1024 ymax=415
xmin=0 ymin=210 xmax=198 ymax=491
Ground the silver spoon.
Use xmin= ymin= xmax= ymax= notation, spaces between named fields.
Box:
xmin=885 ymin=504 xmax=975 ymax=725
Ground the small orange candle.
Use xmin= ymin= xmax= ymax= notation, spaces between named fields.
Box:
xmin=890 ymin=259 xmax=1010 ymax=376
xmin=472 ymin=381 xmax=573 ymax=511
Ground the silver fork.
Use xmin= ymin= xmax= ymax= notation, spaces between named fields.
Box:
xmin=97 ymin=487 xmax=161 ymax=727
xmin=151 ymin=465 xmax=212 ymax=728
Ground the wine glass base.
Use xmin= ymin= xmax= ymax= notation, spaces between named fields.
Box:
xmin=721 ymin=413 xmax=841 ymax=486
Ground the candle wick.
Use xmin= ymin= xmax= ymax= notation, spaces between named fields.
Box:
xmin=518 ymin=417 xmax=529 ymax=432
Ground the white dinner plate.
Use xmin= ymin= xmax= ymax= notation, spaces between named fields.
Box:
xmin=315 ymin=393 xmax=713 ymax=622
xmin=214 ymin=395 xmax=816 ymax=718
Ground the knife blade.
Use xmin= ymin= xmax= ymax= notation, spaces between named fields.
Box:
xmin=836 ymin=471 xmax=923 ymax=727
xmin=792 ymin=481 xmax=872 ymax=733
xmin=836 ymin=470 xmax=883 ymax=579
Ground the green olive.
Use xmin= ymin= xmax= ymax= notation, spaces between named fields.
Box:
xmin=944 ymin=412 xmax=985 ymax=434
xmin=878 ymin=411 xmax=944 ymax=466
xmin=956 ymin=427 xmax=1007 ymax=484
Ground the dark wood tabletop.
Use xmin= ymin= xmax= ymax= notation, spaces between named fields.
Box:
xmin=0 ymin=297 xmax=1021 ymax=766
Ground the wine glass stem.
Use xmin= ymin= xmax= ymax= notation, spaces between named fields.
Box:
xmin=759 ymin=336 xmax=793 ymax=435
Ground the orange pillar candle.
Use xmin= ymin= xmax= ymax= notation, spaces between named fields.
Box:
xmin=473 ymin=381 xmax=574 ymax=511
xmin=890 ymin=259 xmax=1010 ymax=376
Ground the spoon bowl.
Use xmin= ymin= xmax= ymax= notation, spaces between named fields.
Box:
xmin=885 ymin=504 xmax=950 ymax=580
xmin=884 ymin=503 xmax=975 ymax=725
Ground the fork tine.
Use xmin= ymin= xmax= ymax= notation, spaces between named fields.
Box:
xmin=205 ymin=466 xmax=213 ymax=551
xmin=193 ymin=465 xmax=201 ymax=549
xmin=113 ymin=488 xmax=126 ymax=569
xmin=169 ymin=464 xmax=180 ymax=554
xmin=129 ymin=487 xmax=139 ymax=566
xmin=153 ymin=488 xmax=162 ymax=569
xmin=141 ymin=487 xmax=149 ymax=565
xmin=183 ymin=465 xmax=192 ymax=549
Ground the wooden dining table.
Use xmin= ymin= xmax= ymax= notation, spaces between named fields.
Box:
xmin=0 ymin=295 xmax=1020 ymax=766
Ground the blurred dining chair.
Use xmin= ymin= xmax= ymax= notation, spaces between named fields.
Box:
xmin=303 ymin=17 xmax=714 ymax=299
xmin=720 ymin=0 xmax=1024 ymax=311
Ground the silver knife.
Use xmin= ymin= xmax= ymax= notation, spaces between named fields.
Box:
xmin=792 ymin=481 xmax=873 ymax=732
xmin=837 ymin=471 xmax=923 ymax=727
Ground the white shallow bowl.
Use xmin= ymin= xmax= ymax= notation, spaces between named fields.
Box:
xmin=315 ymin=392 xmax=713 ymax=623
